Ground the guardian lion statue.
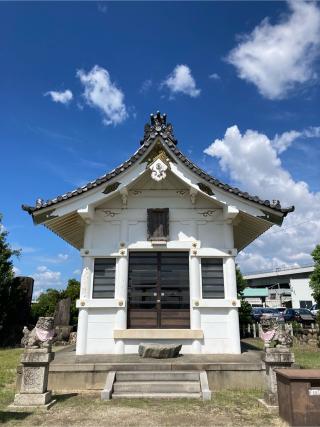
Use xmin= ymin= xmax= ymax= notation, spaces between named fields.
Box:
xmin=259 ymin=314 xmax=293 ymax=349
xmin=21 ymin=317 xmax=55 ymax=348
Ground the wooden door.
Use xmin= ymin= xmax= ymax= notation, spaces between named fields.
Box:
xmin=127 ymin=252 xmax=190 ymax=328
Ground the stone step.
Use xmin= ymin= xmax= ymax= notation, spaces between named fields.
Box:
xmin=116 ymin=371 xmax=200 ymax=382
xmin=112 ymin=392 xmax=202 ymax=399
xmin=114 ymin=381 xmax=201 ymax=394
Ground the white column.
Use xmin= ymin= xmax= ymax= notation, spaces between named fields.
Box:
xmin=76 ymin=256 xmax=93 ymax=356
xmin=224 ymin=256 xmax=237 ymax=300
xmin=80 ymin=256 xmax=93 ymax=299
xmin=224 ymin=220 xmax=234 ymax=249
xmin=224 ymin=256 xmax=241 ymax=354
xmin=114 ymin=253 xmax=129 ymax=354
xmin=190 ymin=254 xmax=201 ymax=353
xmin=76 ymin=308 xmax=88 ymax=355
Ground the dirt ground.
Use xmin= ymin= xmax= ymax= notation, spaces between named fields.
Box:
xmin=0 ymin=346 xmax=289 ymax=426
xmin=1 ymin=391 xmax=286 ymax=427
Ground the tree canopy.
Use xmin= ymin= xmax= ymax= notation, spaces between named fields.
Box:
xmin=236 ymin=265 xmax=247 ymax=296
xmin=310 ymin=244 xmax=320 ymax=306
xmin=31 ymin=278 xmax=80 ymax=325
xmin=0 ymin=214 xmax=21 ymax=345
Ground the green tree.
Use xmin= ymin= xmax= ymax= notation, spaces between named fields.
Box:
xmin=0 ymin=214 xmax=21 ymax=345
xmin=310 ymin=244 xmax=320 ymax=305
xmin=30 ymin=288 xmax=61 ymax=322
xmin=31 ymin=278 xmax=80 ymax=326
xmin=61 ymin=278 xmax=80 ymax=325
xmin=236 ymin=266 xmax=251 ymax=326
xmin=236 ymin=265 xmax=247 ymax=296
xmin=239 ymin=300 xmax=252 ymax=325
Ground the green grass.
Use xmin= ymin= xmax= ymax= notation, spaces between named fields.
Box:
xmin=242 ymin=338 xmax=320 ymax=368
xmin=0 ymin=348 xmax=22 ymax=389
xmin=293 ymin=347 xmax=320 ymax=368
xmin=0 ymin=348 xmax=23 ymax=409
xmin=0 ymin=344 xmax=317 ymax=426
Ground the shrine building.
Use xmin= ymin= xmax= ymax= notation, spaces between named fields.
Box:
xmin=23 ymin=112 xmax=294 ymax=355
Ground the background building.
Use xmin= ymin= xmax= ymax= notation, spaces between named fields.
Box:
xmin=243 ymin=265 xmax=315 ymax=308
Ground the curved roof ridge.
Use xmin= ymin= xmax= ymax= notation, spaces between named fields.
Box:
xmin=22 ymin=112 xmax=294 ymax=216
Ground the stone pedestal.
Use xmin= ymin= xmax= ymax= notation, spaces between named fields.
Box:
xmin=262 ymin=347 xmax=295 ymax=406
xmin=9 ymin=347 xmax=55 ymax=411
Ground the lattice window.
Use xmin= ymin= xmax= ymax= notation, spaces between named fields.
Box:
xmin=201 ymin=258 xmax=225 ymax=299
xmin=92 ymin=258 xmax=116 ymax=298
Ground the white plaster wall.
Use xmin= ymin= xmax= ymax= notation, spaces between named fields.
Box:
xmin=78 ymin=188 xmax=240 ymax=355
xmin=86 ymin=308 xmax=117 ymax=354
xmin=200 ymin=308 xmax=238 ymax=354
xmin=290 ymin=278 xmax=315 ymax=308
xmin=88 ymin=191 xmax=226 ymax=249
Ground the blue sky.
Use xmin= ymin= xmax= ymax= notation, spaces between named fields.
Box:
xmin=1 ymin=1 xmax=320 ymax=296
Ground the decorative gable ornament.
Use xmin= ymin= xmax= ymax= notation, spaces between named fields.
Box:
xmin=150 ymin=158 xmax=168 ymax=182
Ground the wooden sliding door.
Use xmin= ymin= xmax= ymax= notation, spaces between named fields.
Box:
xmin=127 ymin=252 xmax=190 ymax=328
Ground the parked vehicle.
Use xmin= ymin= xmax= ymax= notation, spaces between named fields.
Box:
xmin=251 ymin=307 xmax=283 ymax=322
xmin=251 ymin=308 xmax=264 ymax=322
xmin=283 ymin=308 xmax=315 ymax=324
xmin=311 ymin=303 xmax=319 ymax=317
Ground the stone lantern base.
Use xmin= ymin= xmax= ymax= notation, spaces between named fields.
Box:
xmin=8 ymin=346 xmax=56 ymax=411
xmin=260 ymin=347 xmax=295 ymax=408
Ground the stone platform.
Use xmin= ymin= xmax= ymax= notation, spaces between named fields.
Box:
xmin=16 ymin=345 xmax=267 ymax=392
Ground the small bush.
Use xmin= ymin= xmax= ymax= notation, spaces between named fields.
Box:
xmin=239 ymin=300 xmax=252 ymax=325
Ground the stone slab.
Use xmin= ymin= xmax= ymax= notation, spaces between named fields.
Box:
xmin=14 ymin=391 xmax=52 ymax=406
xmin=139 ymin=343 xmax=182 ymax=359
xmin=101 ymin=371 xmax=115 ymax=401
xmin=257 ymin=398 xmax=278 ymax=414
xmin=21 ymin=352 xmax=54 ymax=364
xmin=7 ymin=400 xmax=56 ymax=412
xmin=200 ymin=371 xmax=212 ymax=401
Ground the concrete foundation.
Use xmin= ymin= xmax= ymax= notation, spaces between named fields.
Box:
xmin=16 ymin=346 xmax=267 ymax=393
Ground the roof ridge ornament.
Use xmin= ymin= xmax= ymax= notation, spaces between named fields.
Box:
xmin=150 ymin=158 xmax=168 ymax=182
xmin=140 ymin=111 xmax=177 ymax=146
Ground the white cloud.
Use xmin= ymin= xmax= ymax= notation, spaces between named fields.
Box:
xmin=209 ymin=73 xmax=220 ymax=80
xmin=304 ymin=126 xmax=320 ymax=138
xmin=272 ymin=130 xmax=302 ymax=154
xmin=227 ymin=1 xmax=320 ymax=99
xmin=73 ymin=269 xmax=81 ymax=276
xmin=204 ymin=125 xmax=320 ymax=273
xmin=162 ymin=65 xmax=200 ymax=98
xmin=33 ymin=253 xmax=70 ymax=264
xmin=12 ymin=243 xmax=37 ymax=254
xmin=139 ymin=79 xmax=152 ymax=93
xmin=45 ymin=89 xmax=73 ymax=104
xmin=97 ymin=2 xmax=108 ymax=13
xmin=33 ymin=265 xmax=63 ymax=291
xmin=13 ymin=266 xmax=21 ymax=276
xmin=77 ymin=65 xmax=128 ymax=125
xmin=58 ymin=253 xmax=69 ymax=261
xmin=272 ymin=126 xmax=320 ymax=153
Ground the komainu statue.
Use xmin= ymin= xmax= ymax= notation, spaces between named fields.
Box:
xmin=259 ymin=314 xmax=293 ymax=349
xmin=21 ymin=317 xmax=55 ymax=348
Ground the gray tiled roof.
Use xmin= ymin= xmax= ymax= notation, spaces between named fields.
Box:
xmin=22 ymin=112 xmax=294 ymax=216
